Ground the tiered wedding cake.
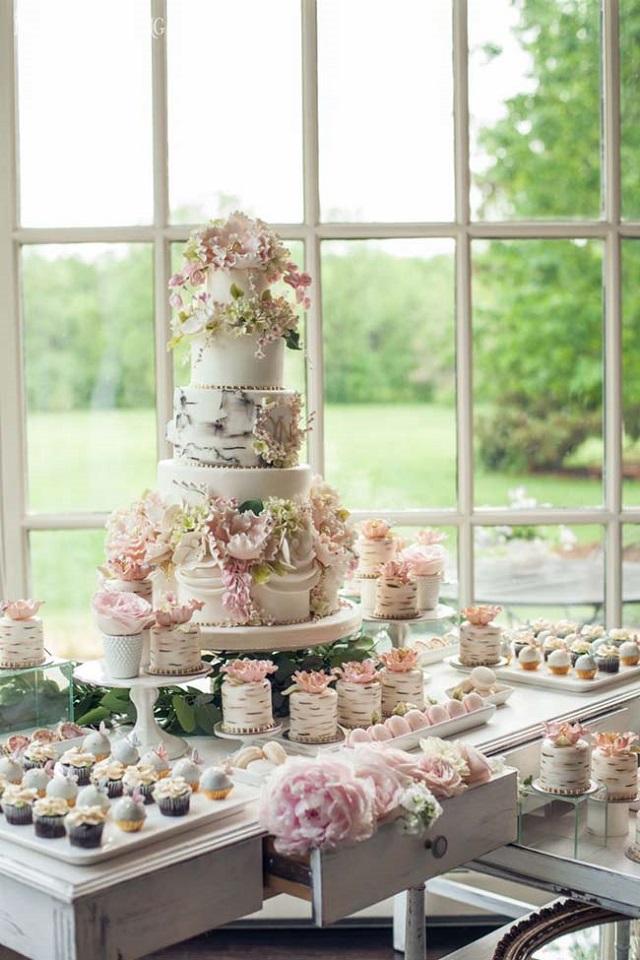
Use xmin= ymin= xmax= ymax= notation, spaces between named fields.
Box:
xmin=153 ymin=212 xmax=355 ymax=631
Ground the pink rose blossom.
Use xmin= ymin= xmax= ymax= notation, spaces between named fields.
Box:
xmin=221 ymin=658 xmax=277 ymax=684
xmin=360 ymin=519 xmax=393 ymax=541
xmin=259 ymin=756 xmax=376 ymax=855
xmin=544 ymin=721 xmax=588 ymax=746
xmin=91 ymin=589 xmax=153 ymax=636
xmin=348 ymin=746 xmax=411 ymax=819
xmin=379 ymin=559 xmax=414 ymax=585
xmin=378 ymin=648 xmax=420 ymax=673
xmin=1 ymin=599 xmax=44 ymax=621
xmin=416 ymin=528 xmax=448 ymax=546
xmin=154 ymin=595 xmax=204 ymax=627
xmin=460 ymin=744 xmax=493 ymax=785
xmin=291 ymin=670 xmax=334 ymax=695
xmin=402 ymin=756 xmax=467 ymax=799
xmin=399 ymin=544 xmax=447 ymax=578
xmin=333 ymin=659 xmax=379 ymax=685
xmin=592 ymin=731 xmax=638 ymax=755
xmin=461 ymin=605 xmax=502 ymax=627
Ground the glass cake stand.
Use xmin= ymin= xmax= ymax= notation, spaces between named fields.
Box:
xmin=74 ymin=659 xmax=212 ymax=760
xmin=363 ymin=604 xmax=457 ymax=648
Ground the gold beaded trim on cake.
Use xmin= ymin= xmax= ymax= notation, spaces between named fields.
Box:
xmin=146 ymin=662 xmax=206 ymax=676
xmin=0 ymin=656 xmax=46 ymax=669
xmin=190 ymin=382 xmax=285 ymax=391
xmin=199 ymin=613 xmax=312 ymax=627
xmin=220 ymin=722 xmax=277 ymax=734
xmin=178 ymin=459 xmax=269 ymax=470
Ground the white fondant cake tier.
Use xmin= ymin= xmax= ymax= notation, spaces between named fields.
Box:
xmin=0 ymin=618 xmax=45 ymax=669
xmin=157 ymin=460 xmax=312 ymax=506
xmin=288 ymin=688 xmax=338 ymax=743
xmin=167 ymin=385 xmax=301 ymax=468
xmin=380 ymin=669 xmax=425 ymax=716
xmin=591 ymin=748 xmax=638 ymax=800
xmin=206 ymin=266 xmax=269 ymax=304
xmin=147 ymin=625 xmax=202 ymax=676
xmin=336 ymin=680 xmax=381 ymax=729
xmin=538 ymin=738 xmax=591 ymax=795
xmin=458 ymin=623 xmax=502 ymax=666
xmin=190 ymin=332 xmax=284 ymax=389
xmin=355 ymin=537 xmax=395 ymax=576
xmin=221 ymin=678 xmax=274 ymax=733
xmin=374 ymin=579 xmax=419 ymax=620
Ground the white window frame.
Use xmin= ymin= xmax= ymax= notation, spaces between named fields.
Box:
xmin=1 ymin=0 xmax=639 ymax=627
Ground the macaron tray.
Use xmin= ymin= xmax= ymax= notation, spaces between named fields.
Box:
xmin=0 ymin=778 xmax=256 ymax=866
xmin=446 ymin=656 xmax=640 ymax=695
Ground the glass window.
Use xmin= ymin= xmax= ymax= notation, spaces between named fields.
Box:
xmin=622 ymin=240 xmax=640 ymax=505
xmin=620 ymin=0 xmax=640 ymax=221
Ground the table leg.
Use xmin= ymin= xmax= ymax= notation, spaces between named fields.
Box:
xmin=128 ymin=685 xmax=188 ymax=760
xmin=616 ymin=920 xmax=631 ymax=960
xmin=404 ymin=885 xmax=426 ymax=960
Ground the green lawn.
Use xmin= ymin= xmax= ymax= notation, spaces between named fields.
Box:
xmin=25 ymin=405 xmax=640 ymax=657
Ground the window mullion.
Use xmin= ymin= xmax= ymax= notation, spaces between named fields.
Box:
xmin=0 ymin=0 xmax=29 ymax=598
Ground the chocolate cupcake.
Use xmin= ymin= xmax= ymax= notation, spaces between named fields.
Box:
xmin=33 ymin=797 xmax=68 ymax=838
xmin=569 ymin=638 xmax=593 ymax=667
xmin=152 ymin=776 xmax=192 ymax=817
xmin=23 ymin=743 xmax=56 ymax=772
xmin=596 ymin=644 xmax=620 ymax=674
xmin=122 ymin=763 xmax=158 ymax=804
xmin=58 ymin=748 xmax=95 ymax=786
xmin=91 ymin=759 xmax=125 ymax=798
xmin=2 ymin=785 xmax=38 ymax=825
xmin=65 ymin=806 xmax=108 ymax=848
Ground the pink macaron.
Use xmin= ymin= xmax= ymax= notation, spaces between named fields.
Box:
xmin=386 ymin=715 xmax=411 ymax=738
xmin=405 ymin=709 xmax=430 ymax=731
xmin=427 ymin=704 xmax=449 ymax=726
xmin=462 ymin=692 xmax=485 ymax=713
xmin=444 ymin=698 xmax=466 ymax=719
xmin=346 ymin=728 xmax=372 ymax=745
xmin=369 ymin=723 xmax=393 ymax=741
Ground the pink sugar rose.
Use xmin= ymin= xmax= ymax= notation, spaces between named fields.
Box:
xmin=91 ymin=589 xmax=153 ymax=636
xmin=416 ymin=528 xmax=448 ymax=546
xmin=360 ymin=519 xmax=393 ymax=541
xmin=154 ymin=595 xmax=204 ymax=627
xmin=461 ymin=605 xmax=502 ymax=627
xmin=259 ymin=757 xmax=376 ymax=856
xmin=221 ymin=658 xmax=277 ymax=684
xmin=333 ymin=659 xmax=379 ymax=685
xmin=378 ymin=648 xmax=420 ymax=673
xmin=592 ymin=731 xmax=638 ymax=755
xmin=379 ymin=559 xmax=414 ymax=585
xmin=399 ymin=544 xmax=447 ymax=578
xmin=1 ymin=599 xmax=44 ymax=621
xmin=544 ymin=721 xmax=588 ymax=747
xmin=291 ymin=670 xmax=334 ymax=695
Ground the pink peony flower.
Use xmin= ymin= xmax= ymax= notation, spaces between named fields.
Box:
xmin=91 ymin=590 xmax=153 ymax=636
xmin=348 ymin=745 xmax=411 ymax=819
xmin=416 ymin=528 xmax=448 ymax=546
xmin=544 ymin=721 xmax=588 ymax=747
xmin=258 ymin=756 xmax=376 ymax=855
xmin=460 ymin=744 xmax=493 ymax=785
xmin=360 ymin=519 xmax=393 ymax=541
xmin=1 ymin=599 xmax=44 ymax=620
xmin=154 ymin=595 xmax=204 ymax=627
xmin=378 ymin=648 xmax=420 ymax=673
xmin=221 ymin=658 xmax=277 ymax=684
xmin=399 ymin=544 xmax=447 ymax=578
xmin=379 ymin=559 xmax=414 ymax=585
xmin=333 ymin=659 xmax=379 ymax=685
xmin=104 ymin=491 xmax=166 ymax=581
xmin=461 ymin=605 xmax=502 ymax=627
xmin=592 ymin=731 xmax=638 ymax=755
xmin=402 ymin=756 xmax=467 ymax=799
xmin=291 ymin=670 xmax=335 ymax=695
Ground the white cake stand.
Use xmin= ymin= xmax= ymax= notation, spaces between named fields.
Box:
xmin=199 ymin=600 xmax=362 ymax=652
xmin=364 ymin=604 xmax=456 ymax=648
xmin=74 ymin=660 xmax=212 ymax=760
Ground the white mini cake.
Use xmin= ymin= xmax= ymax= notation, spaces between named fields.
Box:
xmin=336 ymin=681 xmax=381 ymax=729
xmin=355 ymin=520 xmax=396 ymax=576
xmin=458 ymin=606 xmax=503 ymax=667
xmin=147 ymin=625 xmax=202 ymax=676
xmin=538 ymin=722 xmax=591 ymax=795
xmin=0 ymin=600 xmax=46 ymax=669
xmin=289 ymin=685 xmax=338 ymax=743
xmin=220 ymin=659 xmax=277 ymax=734
xmin=378 ymin=648 xmax=425 ymax=716
xmin=374 ymin=561 xmax=418 ymax=620
xmin=591 ymin=733 xmax=638 ymax=801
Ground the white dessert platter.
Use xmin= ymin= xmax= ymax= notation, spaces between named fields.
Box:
xmin=351 ymin=703 xmax=496 ymax=753
xmin=213 ymin=721 xmax=282 ymax=742
xmin=530 ymin=778 xmax=601 ymax=799
xmin=200 ymin=600 xmax=362 ymax=653
xmin=74 ymin=660 xmax=212 ymax=760
xmin=0 ymin=780 xmax=256 ymax=866
xmin=446 ymin=655 xmax=510 ymax=670
xmin=446 ymin=655 xmax=640 ymax=695
xmin=415 ymin=642 xmax=458 ymax=666
xmin=444 ymin=683 xmax=515 ymax=707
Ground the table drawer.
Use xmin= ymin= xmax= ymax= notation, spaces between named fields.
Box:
xmin=264 ymin=769 xmax=518 ymax=925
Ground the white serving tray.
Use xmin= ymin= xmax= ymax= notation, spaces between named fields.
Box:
xmin=445 ymin=656 xmax=640 ymax=695
xmin=444 ymin=684 xmax=515 ymax=707
xmin=0 ymin=780 xmax=256 ymax=865
xmin=359 ymin=703 xmax=496 ymax=752
xmin=415 ymin=643 xmax=459 ymax=666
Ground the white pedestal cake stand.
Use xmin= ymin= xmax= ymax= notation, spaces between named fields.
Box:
xmin=199 ymin=600 xmax=362 ymax=652
xmin=364 ymin=603 xmax=456 ymax=648
xmin=74 ymin=659 xmax=212 ymax=760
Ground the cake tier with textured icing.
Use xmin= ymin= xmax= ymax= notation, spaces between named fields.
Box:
xmin=191 ymin=333 xmax=284 ymax=389
xmin=288 ymin=688 xmax=338 ymax=743
xmin=355 ymin=536 xmax=395 ymax=576
xmin=458 ymin=623 xmax=502 ymax=666
xmin=167 ymin=385 xmax=304 ymax=468
xmin=374 ymin=579 xmax=419 ymax=620
xmin=147 ymin=625 xmax=202 ymax=676
xmin=221 ymin=678 xmax=274 ymax=733
xmin=158 ymin=460 xmax=312 ymax=506
xmin=336 ymin=680 xmax=381 ymax=729
xmin=0 ymin=618 xmax=45 ymax=669
xmin=380 ymin=669 xmax=425 ymax=716
xmin=538 ymin=738 xmax=591 ymax=795
xmin=591 ymin=747 xmax=638 ymax=800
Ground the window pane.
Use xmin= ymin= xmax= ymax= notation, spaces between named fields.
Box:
xmin=167 ymin=0 xmax=302 ymax=223
xmin=317 ymin=0 xmax=454 ymax=222
xmin=323 ymin=239 xmax=455 ymax=509
xmin=30 ymin=530 xmax=105 ymax=659
xmin=622 ymin=240 xmax=640 ymax=505
xmin=473 ymin=239 xmax=603 ymax=508
xmin=23 ymin=245 xmax=157 ymax=512
xmin=468 ymin=0 xmax=601 ymax=220
xmin=621 ymin=1 xmax=640 ymax=220
xmin=474 ymin=524 xmax=604 ymax=625
xmin=623 ymin=525 xmax=640 ymax=627
xmin=17 ymin=0 xmax=153 ymax=227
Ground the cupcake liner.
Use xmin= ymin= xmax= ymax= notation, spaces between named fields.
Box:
xmin=157 ymin=795 xmax=190 ymax=817
xmin=126 ymin=783 xmax=155 ymax=804
xmin=68 ymin=822 xmax=105 ymax=848
xmin=4 ymin=804 xmax=33 ymax=825
xmin=23 ymin=760 xmax=46 ymax=772
xmin=63 ymin=765 xmax=92 ymax=786
xmin=115 ymin=819 xmax=145 ymax=833
xmin=104 ymin=779 xmax=124 ymax=799
xmin=596 ymin=657 xmax=620 ymax=674
xmin=202 ymin=788 xmax=232 ymax=801
xmin=34 ymin=815 xmax=66 ymax=839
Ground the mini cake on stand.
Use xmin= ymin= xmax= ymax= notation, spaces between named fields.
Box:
xmin=378 ymin=648 xmax=425 ymax=716
xmin=333 ymin=659 xmax=381 ymax=729
xmin=354 ymin=519 xmax=396 ymax=577
xmin=374 ymin=560 xmax=418 ymax=620
xmin=458 ymin=605 xmax=503 ymax=667
xmin=286 ymin=670 xmax=338 ymax=743
xmin=220 ymin=658 xmax=278 ymax=734
xmin=538 ymin=721 xmax=591 ymax=795
xmin=399 ymin=530 xmax=448 ymax=612
xmin=591 ymin=732 xmax=639 ymax=801
xmin=147 ymin=595 xmax=204 ymax=676
xmin=0 ymin=600 xmax=46 ymax=669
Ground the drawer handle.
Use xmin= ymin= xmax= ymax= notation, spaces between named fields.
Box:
xmin=425 ymin=835 xmax=448 ymax=859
